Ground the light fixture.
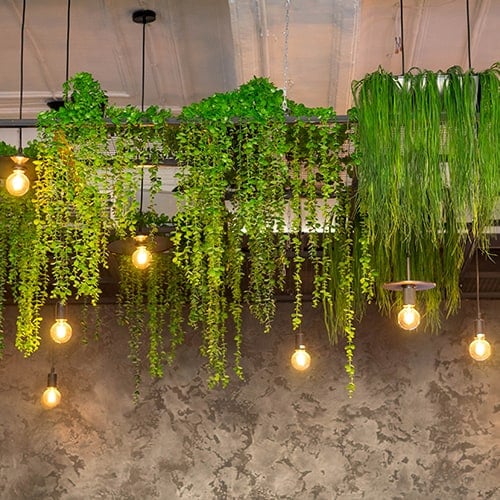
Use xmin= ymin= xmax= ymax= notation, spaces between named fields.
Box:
xmin=6 ymin=0 xmax=30 ymax=197
xmin=41 ymin=367 xmax=62 ymax=409
xmin=469 ymin=249 xmax=491 ymax=361
xmin=131 ymin=234 xmax=153 ymax=270
xmin=290 ymin=332 xmax=311 ymax=371
xmin=108 ymin=233 xmax=171 ymax=268
xmin=107 ymin=10 xmax=168 ymax=270
xmin=383 ymin=256 xmax=435 ymax=331
xmin=6 ymin=155 xmax=30 ymax=196
xmin=131 ymin=9 xmax=156 ymax=269
xmin=50 ymin=302 xmax=72 ymax=344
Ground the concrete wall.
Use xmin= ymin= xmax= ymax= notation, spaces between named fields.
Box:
xmin=0 ymin=300 xmax=498 ymax=499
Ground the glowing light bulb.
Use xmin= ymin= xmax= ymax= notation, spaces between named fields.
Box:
xmin=50 ymin=319 xmax=72 ymax=344
xmin=6 ymin=167 xmax=30 ymax=196
xmin=41 ymin=386 xmax=61 ymax=409
xmin=397 ymin=304 xmax=421 ymax=330
xmin=469 ymin=333 xmax=491 ymax=361
xmin=41 ymin=368 xmax=61 ymax=409
xmin=291 ymin=345 xmax=311 ymax=371
xmin=132 ymin=244 xmax=152 ymax=269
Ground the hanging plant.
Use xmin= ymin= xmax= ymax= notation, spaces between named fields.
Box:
xmin=0 ymin=188 xmax=39 ymax=355
xmin=116 ymin=213 xmax=185 ymax=400
xmin=352 ymin=65 xmax=500 ymax=329
xmin=173 ymin=76 xmax=366 ymax=391
xmin=9 ymin=72 xmax=113 ymax=354
xmin=3 ymin=72 xmax=177 ymax=357
xmin=173 ymin=78 xmax=292 ymax=387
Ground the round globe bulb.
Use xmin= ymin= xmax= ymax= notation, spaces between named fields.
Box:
xmin=5 ymin=169 xmax=30 ymax=196
xmin=132 ymin=245 xmax=152 ymax=269
xmin=397 ymin=304 xmax=421 ymax=330
xmin=50 ymin=319 xmax=72 ymax=344
xmin=41 ymin=386 xmax=61 ymax=409
xmin=469 ymin=333 xmax=491 ymax=361
xmin=291 ymin=346 xmax=311 ymax=371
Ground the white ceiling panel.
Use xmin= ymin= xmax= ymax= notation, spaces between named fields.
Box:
xmin=0 ymin=0 xmax=497 ymax=118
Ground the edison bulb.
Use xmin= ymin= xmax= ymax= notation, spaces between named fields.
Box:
xmin=291 ymin=346 xmax=311 ymax=371
xmin=132 ymin=245 xmax=152 ymax=269
xmin=50 ymin=319 xmax=72 ymax=344
xmin=469 ymin=333 xmax=492 ymax=361
xmin=41 ymin=386 xmax=61 ymax=409
xmin=5 ymin=168 xmax=30 ymax=196
xmin=397 ymin=304 xmax=421 ymax=330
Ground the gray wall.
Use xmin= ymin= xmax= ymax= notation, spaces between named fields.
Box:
xmin=0 ymin=300 xmax=498 ymax=499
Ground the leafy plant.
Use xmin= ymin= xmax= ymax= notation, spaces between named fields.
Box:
xmin=352 ymin=65 xmax=500 ymax=328
xmin=173 ymin=77 xmax=368 ymax=391
xmin=116 ymin=214 xmax=185 ymax=399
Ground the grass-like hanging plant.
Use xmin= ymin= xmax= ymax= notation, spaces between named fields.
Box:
xmin=352 ymin=65 xmax=500 ymax=328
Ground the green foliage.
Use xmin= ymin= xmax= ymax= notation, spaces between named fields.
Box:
xmin=352 ymin=65 xmax=500 ymax=329
xmin=2 ymin=72 xmax=177 ymax=358
xmin=117 ymin=251 xmax=186 ymax=399
xmin=7 ymin=65 xmax=495 ymax=396
xmin=174 ymin=77 xmax=363 ymax=389
xmin=0 ymin=141 xmax=17 ymax=156
xmin=0 ymin=192 xmax=40 ymax=355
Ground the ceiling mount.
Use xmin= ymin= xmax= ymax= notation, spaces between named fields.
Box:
xmin=132 ymin=9 xmax=156 ymax=25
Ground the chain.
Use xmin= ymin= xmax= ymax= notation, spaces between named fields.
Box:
xmin=282 ymin=0 xmax=291 ymax=113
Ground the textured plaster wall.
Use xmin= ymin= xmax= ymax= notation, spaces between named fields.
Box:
xmin=0 ymin=300 xmax=498 ymax=499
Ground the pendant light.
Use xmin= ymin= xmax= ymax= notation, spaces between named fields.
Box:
xmin=108 ymin=9 xmax=170 ymax=268
xmin=6 ymin=0 xmax=30 ymax=197
xmin=383 ymin=256 xmax=435 ymax=330
xmin=41 ymin=367 xmax=62 ymax=409
xmin=290 ymin=332 xmax=311 ymax=371
xmin=132 ymin=9 xmax=156 ymax=270
xmin=49 ymin=302 xmax=73 ymax=344
xmin=469 ymin=249 xmax=492 ymax=361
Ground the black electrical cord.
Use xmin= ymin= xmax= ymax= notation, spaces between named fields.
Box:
xmin=399 ymin=0 xmax=405 ymax=75
xmin=18 ymin=0 xmax=27 ymax=152
xmin=466 ymin=0 xmax=472 ymax=70
xmin=65 ymin=0 xmax=71 ymax=81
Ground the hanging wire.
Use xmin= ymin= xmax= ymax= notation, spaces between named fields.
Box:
xmin=136 ymin=11 xmax=152 ymax=218
xmin=465 ymin=0 xmax=472 ymax=70
xmin=65 ymin=0 xmax=71 ymax=82
xmin=475 ymin=247 xmax=482 ymax=319
xmin=18 ymin=0 xmax=27 ymax=152
xmin=140 ymin=14 xmax=146 ymax=113
xmin=399 ymin=0 xmax=405 ymax=75
xmin=281 ymin=0 xmax=291 ymax=113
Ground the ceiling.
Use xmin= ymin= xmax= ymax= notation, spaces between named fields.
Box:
xmin=0 ymin=0 xmax=499 ymax=299
xmin=0 ymin=0 xmax=498 ymax=121
xmin=1 ymin=0 xmax=498 ymax=183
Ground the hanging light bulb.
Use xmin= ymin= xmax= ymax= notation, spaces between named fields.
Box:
xmin=6 ymin=155 xmax=30 ymax=196
xmin=8 ymin=0 xmax=31 ymax=197
xmin=469 ymin=331 xmax=491 ymax=361
xmin=50 ymin=302 xmax=72 ymax=344
xmin=131 ymin=235 xmax=153 ymax=269
xmin=291 ymin=332 xmax=311 ymax=371
xmin=41 ymin=368 xmax=61 ymax=409
xmin=470 ymin=334 xmax=492 ymax=361
xmin=397 ymin=285 xmax=421 ymax=330
xmin=384 ymin=256 xmax=435 ymax=331
xmin=469 ymin=250 xmax=491 ymax=361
